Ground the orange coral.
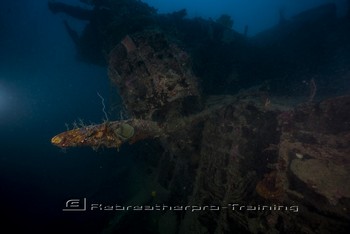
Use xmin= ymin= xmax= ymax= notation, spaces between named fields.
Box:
xmin=51 ymin=122 xmax=123 ymax=149
xmin=256 ymin=171 xmax=284 ymax=200
xmin=51 ymin=119 xmax=163 ymax=150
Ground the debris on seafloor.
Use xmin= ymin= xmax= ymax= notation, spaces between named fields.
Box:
xmin=277 ymin=95 xmax=350 ymax=213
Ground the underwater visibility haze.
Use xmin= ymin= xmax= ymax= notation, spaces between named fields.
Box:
xmin=0 ymin=0 xmax=350 ymax=233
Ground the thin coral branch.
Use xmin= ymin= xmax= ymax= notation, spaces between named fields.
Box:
xmin=308 ymin=78 xmax=317 ymax=103
xmin=97 ymin=92 xmax=109 ymax=121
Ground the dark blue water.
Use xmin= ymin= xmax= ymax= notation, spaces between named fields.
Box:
xmin=0 ymin=1 xmax=130 ymax=232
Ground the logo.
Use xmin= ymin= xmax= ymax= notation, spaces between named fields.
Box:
xmin=62 ymin=198 xmax=299 ymax=213
xmin=62 ymin=198 xmax=87 ymax=211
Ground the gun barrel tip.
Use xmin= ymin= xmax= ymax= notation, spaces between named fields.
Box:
xmin=51 ymin=135 xmax=62 ymax=145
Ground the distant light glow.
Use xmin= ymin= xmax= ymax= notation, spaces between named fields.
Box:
xmin=0 ymin=80 xmax=27 ymax=125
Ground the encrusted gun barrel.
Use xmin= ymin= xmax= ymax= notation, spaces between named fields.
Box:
xmin=51 ymin=119 xmax=163 ymax=150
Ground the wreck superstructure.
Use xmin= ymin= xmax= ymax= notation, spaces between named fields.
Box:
xmin=51 ymin=27 xmax=350 ymax=232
